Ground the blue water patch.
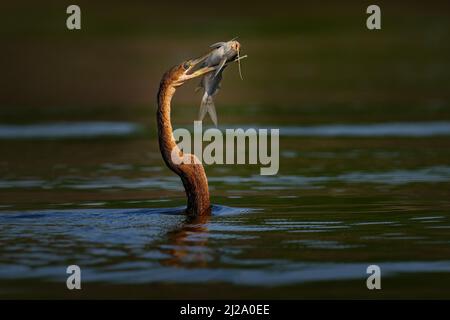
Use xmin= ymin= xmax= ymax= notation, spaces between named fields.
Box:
xmin=1 ymin=121 xmax=449 ymax=139
xmin=221 ymin=121 xmax=450 ymax=137
xmin=279 ymin=122 xmax=450 ymax=137
xmin=0 ymin=122 xmax=141 ymax=139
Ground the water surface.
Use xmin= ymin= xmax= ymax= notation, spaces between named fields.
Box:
xmin=1 ymin=121 xmax=450 ymax=299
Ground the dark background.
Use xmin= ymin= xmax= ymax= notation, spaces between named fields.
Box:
xmin=1 ymin=0 xmax=449 ymax=126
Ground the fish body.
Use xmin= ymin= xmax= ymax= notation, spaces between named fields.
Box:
xmin=198 ymin=40 xmax=241 ymax=126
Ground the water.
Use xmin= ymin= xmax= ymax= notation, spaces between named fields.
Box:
xmin=224 ymin=122 xmax=450 ymax=137
xmin=1 ymin=121 xmax=449 ymax=140
xmin=1 ymin=121 xmax=450 ymax=298
xmin=0 ymin=122 xmax=141 ymax=139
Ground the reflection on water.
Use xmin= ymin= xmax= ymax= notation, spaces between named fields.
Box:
xmin=223 ymin=122 xmax=450 ymax=137
xmin=277 ymin=122 xmax=450 ymax=137
xmin=1 ymin=205 xmax=450 ymax=289
xmin=0 ymin=122 xmax=141 ymax=139
xmin=1 ymin=121 xmax=450 ymax=139
xmin=162 ymin=214 xmax=211 ymax=268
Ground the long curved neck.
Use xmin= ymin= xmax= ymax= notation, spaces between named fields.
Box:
xmin=157 ymin=77 xmax=211 ymax=215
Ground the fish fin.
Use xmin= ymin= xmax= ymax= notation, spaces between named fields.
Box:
xmin=199 ymin=93 xmax=218 ymax=126
xmin=199 ymin=93 xmax=209 ymax=121
xmin=214 ymin=57 xmax=227 ymax=78
xmin=195 ymin=79 xmax=205 ymax=92
xmin=208 ymin=102 xmax=218 ymax=126
xmin=210 ymin=41 xmax=226 ymax=49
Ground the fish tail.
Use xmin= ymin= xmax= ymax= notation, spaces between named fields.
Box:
xmin=199 ymin=93 xmax=218 ymax=126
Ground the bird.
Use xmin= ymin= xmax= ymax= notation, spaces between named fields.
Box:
xmin=156 ymin=54 xmax=217 ymax=216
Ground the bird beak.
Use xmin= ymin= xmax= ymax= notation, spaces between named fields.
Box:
xmin=183 ymin=53 xmax=248 ymax=80
xmin=183 ymin=54 xmax=214 ymax=80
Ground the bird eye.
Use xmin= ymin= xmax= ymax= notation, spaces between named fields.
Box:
xmin=183 ymin=62 xmax=190 ymax=70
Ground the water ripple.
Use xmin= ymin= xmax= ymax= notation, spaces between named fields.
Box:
xmin=0 ymin=122 xmax=140 ymax=139
xmin=1 ymin=166 xmax=449 ymax=191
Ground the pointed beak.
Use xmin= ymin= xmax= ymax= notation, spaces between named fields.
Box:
xmin=184 ymin=53 xmax=215 ymax=79
xmin=189 ymin=53 xmax=209 ymax=66
xmin=183 ymin=52 xmax=248 ymax=81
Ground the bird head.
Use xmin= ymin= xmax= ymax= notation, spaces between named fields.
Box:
xmin=164 ymin=50 xmax=247 ymax=88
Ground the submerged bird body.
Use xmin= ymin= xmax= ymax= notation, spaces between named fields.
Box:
xmin=198 ymin=40 xmax=241 ymax=126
